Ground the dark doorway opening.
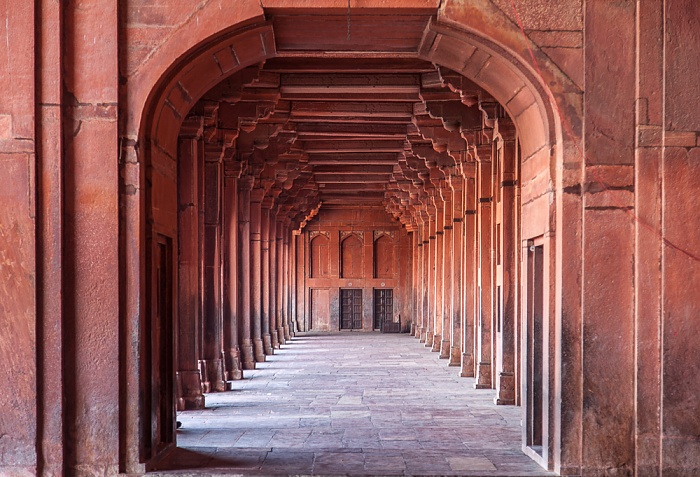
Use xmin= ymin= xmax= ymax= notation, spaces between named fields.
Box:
xmin=340 ymin=289 xmax=363 ymax=330
xmin=374 ymin=288 xmax=394 ymax=330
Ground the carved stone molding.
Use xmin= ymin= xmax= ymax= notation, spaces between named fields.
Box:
xmin=373 ymin=230 xmax=396 ymax=241
xmin=340 ymin=230 xmax=364 ymax=242
xmin=309 ymin=230 xmax=330 ymax=240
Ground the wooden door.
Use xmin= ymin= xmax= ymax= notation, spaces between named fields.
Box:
xmin=340 ymin=289 xmax=362 ymax=330
xmin=145 ymin=235 xmax=175 ymax=461
xmin=374 ymin=289 xmax=394 ymax=330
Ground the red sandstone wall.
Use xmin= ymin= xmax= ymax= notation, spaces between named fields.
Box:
xmin=304 ymin=207 xmax=410 ymax=332
xmin=1 ymin=0 xmax=699 ymax=475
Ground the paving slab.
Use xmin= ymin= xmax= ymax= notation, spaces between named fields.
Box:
xmin=149 ymin=332 xmax=556 ymax=476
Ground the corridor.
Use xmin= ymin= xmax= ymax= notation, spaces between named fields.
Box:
xmin=151 ymin=333 xmax=554 ymax=476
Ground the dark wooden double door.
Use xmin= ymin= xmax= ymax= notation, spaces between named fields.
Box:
xmin=373 ymin=289 xmax=394 ymax=330
xmin=340 ymin=288 xmax=394 ymax=331
xmin=340 ymin=289 xmax=363 ymax=330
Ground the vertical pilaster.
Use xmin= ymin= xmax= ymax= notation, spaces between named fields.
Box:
xmin=580 ymin=1 xmax=636 ymax=473
xmin=36 ymin=1 xmax=63 ymax=473
xmin=633 ymin=2 xmax=663 ymax=474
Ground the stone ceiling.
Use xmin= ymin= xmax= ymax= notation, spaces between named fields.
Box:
xmin=182 ymin=10 xmax=511 ymax=231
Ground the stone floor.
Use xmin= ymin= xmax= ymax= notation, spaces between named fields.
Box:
xmin=150 ymin=332 xmax=556 ymax=476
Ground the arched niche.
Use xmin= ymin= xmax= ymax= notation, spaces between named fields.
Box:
xmin=374 ymin=234 xmax=395 ymax=279
xmin=340 ymin=234 xmax=364 ymax=279
xmin=309 ymin=234 xmax=330 ymax=278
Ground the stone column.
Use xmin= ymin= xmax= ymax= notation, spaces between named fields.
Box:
xmin=261 ymin=202 xmax=274 ymax=355
xmin=223 ymin=163 xmax=243 ymax=381
xmin=250 ymin=187 xmax=266 ymax=362
xmin=474 ymin=145 xmax=493 ymax=389
xmin=238 ymin=175 xmax=255 ymax=370
xmin=495 ymin=126 xmax=517 ymax=405
xmin=440 ymin=179 xmax=454 ymax=360
xmin=200 ymin=144 xmax=225 ymax=392
xmin=276 ymin=220 xmax=286 ymax=345
xmin=450 ymin=172 xmax=464 ymax=366
xmin=461 ymin=165 xmax=477 ymax=377
xmin=432 ymin=190 xmax=445 ymax=353
xmin=269 ymin=209 xmax=280 ymax=349
xmin=425 ymin=206 xmax=436 ymax=348
xmin=421 ymin=215 xmax=430 ymax=343
xmin=412 ymin=230 xmax=421 ymax=337
xmin=176 ymin=133 xmax=206 ymax=407
xmin=283 ymin=226 xmax=292 ymax=340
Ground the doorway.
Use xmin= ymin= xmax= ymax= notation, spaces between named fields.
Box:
xmin=144 ymin=235 xmax=176 ymax=461
xmin=340 ymin=289 xmax=363 ymax=330
xmin=373 ymin=288 xmax=394 ymax=330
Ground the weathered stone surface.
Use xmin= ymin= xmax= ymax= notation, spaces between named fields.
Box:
xmin=2 ymin=1 xmax=700 ymax=475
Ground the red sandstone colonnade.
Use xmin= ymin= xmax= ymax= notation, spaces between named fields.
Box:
xmin=3 ymin=1 xmax=700 ymax=476
xmin=130 ymin=2 xmax=569 ymax=473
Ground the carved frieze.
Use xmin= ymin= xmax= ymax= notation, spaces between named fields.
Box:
xmin=340 ymin=230 xmax=364 ymax=242
xmin=309 ymin=230 xmax=330 ymax=240
xmin=373 ymin=230 xmax=396 ymax=241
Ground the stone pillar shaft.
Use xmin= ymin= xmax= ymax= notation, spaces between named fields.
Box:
xmin=223 ymin=172 xmax=242 ymax=381
xmin=177 ymin=136 xmax=206 ymax=407
xmin=261 ymin=206 xmax=273 ymax=355
xmin=250 ymin=189 xmax=265 ymax=362
xmin=475 ymin=153 xmax=493 ymax=389
xmin=201 ymin=156 xmax=225 ymax=392
xmin=238 ymin=178 xmax=255 ymax=370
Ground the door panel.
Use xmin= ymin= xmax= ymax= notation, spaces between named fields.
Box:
xmin=340 ymin=289 xmax=362 ymax=330
xmin=310 ymin=288 xmax=330 ymax=331
xmin=374 ymin=289 xmax=394 ymax=331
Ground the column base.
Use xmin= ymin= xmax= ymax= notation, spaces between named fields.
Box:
xmin=198 ymin=360 xmax=210 ymax=393
xmin=283 ymin=325 xmax=291 ymax=342
xmin=425 ymin=331 xmax=434 ymax=348
xmin=225 ymin=347 xmax=243 ymax=381
xmin=410 ymin=322 xmax=416 ymax=336
xmin=253 ymin=338 xmax=266 ymax=362
xmin=201 ymin=358 xmax=226 ymax=392
xmin=263 ymin=333 xmax=274 ymax=355
xmin=418 ymin=327 xmax=426 ymax=343
xmin=460 ymin=352 xmax=475 ymax=377
xmin=431 ymin=333 xmax=441 ymax=352
xmin=176 ymin=370 xmax=206 ymax=411
xmin=449 ymin=346 xmax=461 ymax=366
xmin=271 ymin=327 xmax=280 ymax=349
xmin=277 ymin=327 xmax=286 ymax=346
xmin=495 ymin=372 xmax=516 ymax=405
xmin=439 ymin=339 xmax=450 ymax=359
xmin=241 ymin=340 xmax=256 ymax=370
xmin=474 ymin=361 xmax=492 ymax=389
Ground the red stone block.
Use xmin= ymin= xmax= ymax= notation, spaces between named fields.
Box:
xmin=491 ymin=0 xmax=582 ymax=31
xmin=476 ymin=57 xmax=527 ymax=106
